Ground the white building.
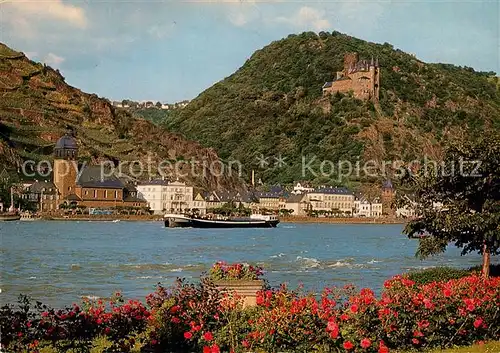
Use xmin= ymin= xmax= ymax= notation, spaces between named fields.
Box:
xmin=291 ymin=182 xmax=314 ymax=194
xmin=353 ymin=197 xmax=383 ymax=217
xmin=137 ymin=180 xmax=194 ymax=215
xmin=307 ymin=187 xmax=355 ymax=214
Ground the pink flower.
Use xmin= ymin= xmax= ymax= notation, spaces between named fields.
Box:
xmin=343 ymin=341 xmax=354 ymax=350
xmin=361 ymin=338 xmax=371 ymax=349
xmin=184 ymin=331 xmax=193 ymax=339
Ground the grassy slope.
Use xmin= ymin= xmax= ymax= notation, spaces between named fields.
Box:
xmin=0 ymin=43 xmax=241 ymax=190
xmin=166 ymin=31 xmax=500 ymax=186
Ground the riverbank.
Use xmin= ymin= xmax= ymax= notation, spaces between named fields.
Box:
xmin=38 ymin=214 xmax=407 ymax=224
xmin=43 ymin=214 xmax=161 ymax=221
xmin=281 ymin=216 xmax=407 ymax=224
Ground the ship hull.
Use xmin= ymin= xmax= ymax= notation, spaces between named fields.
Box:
xmin=163 ymin=214 xmax=279 ymax=228
xmin=0 ymin=214 xmax=21 ymax=221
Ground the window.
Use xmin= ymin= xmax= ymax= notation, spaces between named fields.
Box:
xmin=115 ymin=190 xmax=118 ymax=199
xmin=93 ymin=190 xmax=97 ymax=198
xmin=104 ymin=190 xmax=108 ymax=198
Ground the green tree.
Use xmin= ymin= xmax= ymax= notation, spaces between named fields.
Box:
xmin=401 ymin=134 xmax=500 ymax=278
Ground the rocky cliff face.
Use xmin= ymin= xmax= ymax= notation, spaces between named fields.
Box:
xmin=0 ymin=43 xmax=241 ymax=191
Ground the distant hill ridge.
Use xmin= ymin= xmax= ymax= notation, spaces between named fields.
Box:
xmin=0 ymin=43 xmax=240 ymax=191
xmin=165 ymin=31 xmax=500 ymax=186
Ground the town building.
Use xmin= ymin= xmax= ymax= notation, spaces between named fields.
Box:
xmin=23 ymin=132 xmax=147 ymax=212
xmin=137 ymin=180 xmax=193 ymax=215
xmin=254 ymin=191 xmax=286 ymax=212
xmin=291 ymin=182 xmax=314 ymax=194
xmin=322 ymin=52 xmax=380 ymax=102
xmin=306 ymin=187 xmax=355 ymax=215
xmin=23 ymin=181 xmax=59 ymax=212
xmin=353 ymin=196 xmax=383 ymax=218
xmin=285 ymin=193 xmax=309 ymax=216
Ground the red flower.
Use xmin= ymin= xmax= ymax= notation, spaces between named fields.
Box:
xmin=361 ymin=338 xmax=371 ymax=349
xmin=184 ymin=331 xmax=193 ymax=339
xmin=210 ymin=344 xmax=220 ymax=353
xmin=379 ymin=341 xmax=389 ymax=353
xmin=343 ymin=341 xmax=354 ymax=350
xmin=340 ymin=313 xmax=349 ymax=321
xmin=327 ymin=321 xmax=339 ymax=339
xmin=203 ymin=346 xmax=211 ymax=353
xmin=443 ymin=288 xmax=452 ymax=297
xmin=171 ymin=317 xmax=181 ymax=324
xmin=151 ymin=339 xmax=158 ymax=345
xmin=242 ymin=339 xmax=250 ymax=348
xmin=350 ymin=304 xmax=359 ymax=313
xmin=473 ymin=318 xmax=483 ymax=329
xmin=412 ymin=338 xmax=420 ymax=345
xmin=203 ymin=331 xmax=213 ymax=341
xmin=41 ymin=311 xmax=49 ymax=317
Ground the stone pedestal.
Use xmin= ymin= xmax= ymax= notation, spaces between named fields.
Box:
xmin=214 ymin=280 xmax=264 ymax=307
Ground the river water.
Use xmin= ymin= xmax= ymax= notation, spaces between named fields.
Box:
xmin=0 ymin=221 xmax=486 ymax=307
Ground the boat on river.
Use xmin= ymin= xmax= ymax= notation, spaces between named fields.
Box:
xmin=19 ymin=212 xmax=41 ymax=221
xmin=0 ymin=213 xmax=21 ymax=221
xmin=164 ymin=213 xmax=279 ymax=228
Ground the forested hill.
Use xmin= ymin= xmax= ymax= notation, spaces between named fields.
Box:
xmin=166 ymin=31 xmax=500 ymax=186
xmin=0 ymin=43 xmax=241 ymax=191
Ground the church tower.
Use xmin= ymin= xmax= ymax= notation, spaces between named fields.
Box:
xmin=381 ymin=179 xmax=395 ymax=217
xmin=53 ymin=131 xmax=78 ymax=199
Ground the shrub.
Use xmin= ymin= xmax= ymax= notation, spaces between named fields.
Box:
xmin=407 ymin=267 xmax=472 ymax=285
xmin=2 ymin=268 xmax=499 ymax=353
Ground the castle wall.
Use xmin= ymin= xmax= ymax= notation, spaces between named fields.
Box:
xmin=324 ymin=53 xmax=380 ymax=102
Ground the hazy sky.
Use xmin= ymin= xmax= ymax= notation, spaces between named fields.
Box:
xmin=1 ymin=0 xmax=498 ymax=102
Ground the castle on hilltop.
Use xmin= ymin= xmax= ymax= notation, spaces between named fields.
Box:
xmin=322 ymin=52 xmax=380 ymax=102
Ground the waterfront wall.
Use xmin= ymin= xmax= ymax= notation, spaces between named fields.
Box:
xmin=282 ymin=216 xmax=407 ymax=224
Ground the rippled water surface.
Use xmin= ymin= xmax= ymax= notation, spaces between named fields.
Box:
xmin=0 ymin=221 xmax=485 ymax=307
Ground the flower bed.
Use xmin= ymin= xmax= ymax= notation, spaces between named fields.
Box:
xmin=208 ymin=261 xmax=264 ymax=281
xmin=1 ymin=266 xmax=499 ymax=353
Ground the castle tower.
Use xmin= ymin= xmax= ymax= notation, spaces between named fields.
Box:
xmin=343 ymin=52 xmax=359 ymax=76
xmin=53 ymin=131 xmax=78 ymax=199
xmin=368 ymin=57 xmax=380 ymax=102
xmin=381 ymin=179 xmax=395 ymax=217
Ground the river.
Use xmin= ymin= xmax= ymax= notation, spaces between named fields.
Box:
xmin=0 ymin=221 xmax=485 ymax=307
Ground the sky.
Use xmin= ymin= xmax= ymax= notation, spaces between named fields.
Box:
xmin=1 ymin=0 xmax=498 ymax=103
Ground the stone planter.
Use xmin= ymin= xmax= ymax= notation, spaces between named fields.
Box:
xmin=214 ymin=279 xmax=264 ymax=307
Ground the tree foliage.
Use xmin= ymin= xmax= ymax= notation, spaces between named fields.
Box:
xmin=401 ymin=133 xmax=500 ymax=274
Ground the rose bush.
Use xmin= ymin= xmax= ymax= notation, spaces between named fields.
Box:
xmin=1 ymin=267 xmax=499 ymax=353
